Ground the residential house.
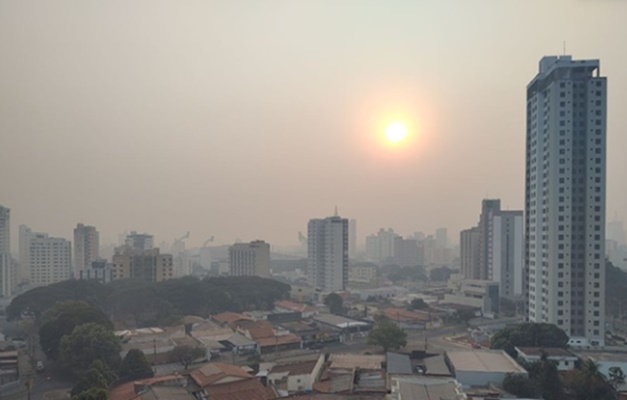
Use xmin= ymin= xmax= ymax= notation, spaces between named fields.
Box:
xmin=266 ymin=354 xmax=325 ymax=393
xmin=515 ymin=347 xmax=578 ymax=371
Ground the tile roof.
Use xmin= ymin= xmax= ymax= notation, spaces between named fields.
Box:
xmin=329 ymin=354 xmax=385 ymax=370
xmin=212 ymin=312 xmax=253 ymax=328
xmin=256 ymin=333 xmax=301 ymax=348
xmin=203 ymin=379 xmax=277 ymax=400
xmin=270 ymin=360 xmax=318 ymax=375
xmin=380 ymin=308 xmax=430 ymax=323
xmin=109 ymin=375 xmax=184 ymax=400
xmin=236 ymin=320 xmax=275 ymax=339
xmin=189 ymin=363 xmax=252 ymax=387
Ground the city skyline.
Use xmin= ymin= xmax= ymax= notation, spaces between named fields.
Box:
xmin=1 ymin=1 xmax=626 ymax=249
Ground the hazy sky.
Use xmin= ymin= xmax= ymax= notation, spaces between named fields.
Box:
xmin=1 ymin=0 xmax=626 ymax=250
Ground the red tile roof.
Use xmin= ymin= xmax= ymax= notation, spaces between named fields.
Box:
xmin=204 ymin=379 xmax=277 ymax=400
xmin=270 ymin=360 xmax=318 ymax=375
xmin=256 ymin=333 xmax=301 ymax=348
xmin=109 ymin=375 xmax=184 ymax=400
xmin=275 ymin=300 xmax=319 ymax=313
xmin=380 ymin=308 xmax=430 ymax=323
xmin=189 ymin=363 xmax=252 ymax=387
xmin=212 ymin=312 xmax=253 ymax=328
xmin=235 ymin=320 xmax=275 ymax=339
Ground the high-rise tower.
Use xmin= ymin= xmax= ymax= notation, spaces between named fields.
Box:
xmin=73 ymin=223 xmax=100 ymax=275
xmin=525 ymin=56 xmax=606 ymax=347
xmin=0 ymin=206 xmax=11 ymax=297
xmin=307 ymin=216 xmax=348 ymax=292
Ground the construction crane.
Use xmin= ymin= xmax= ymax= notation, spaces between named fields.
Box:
xmin=202 ymin=236 xmax=215 ymax=248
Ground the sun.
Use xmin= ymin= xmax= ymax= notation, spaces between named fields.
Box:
xmin=384 ymin=122 xmax=408 ymax=144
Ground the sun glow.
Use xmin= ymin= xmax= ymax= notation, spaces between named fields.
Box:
xmin=384 ymin=122 xmax=408 ymax=144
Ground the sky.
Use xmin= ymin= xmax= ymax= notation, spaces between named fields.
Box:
xmin=1 ymin=0 xmax=626 ymax=250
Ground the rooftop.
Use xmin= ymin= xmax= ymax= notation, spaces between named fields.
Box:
xmin=270 ymin=359 xmax=319 ymax=376
xmin=330 ymin=354 xmax=385 ymax=370
xmin=189 ymin=363 xmax=252 ymax=387
xmin=391 ymin=376 xmax=460 ymax=400
xmin=423 ymin=355 xmax=452 ymax=377
xmin=314 ymin=314 xmax=370 ymax=329
xmin=386 ymin=352 xmax=413 ymax=375
xmin=203 ymin=379 xmax=277 ymax=400
xmin=516 ymin=347 xmax=578 ymax=358
xmin=256 ymin=333 xmax=301 ymax=347
xmin=447 ymin=350 xmax=526 ymax=374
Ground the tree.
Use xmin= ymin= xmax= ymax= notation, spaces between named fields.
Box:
xmin=562 ymin=360 xmax=616 ymax=400
xmin=59 ymin=323 xmax=121 ymax=374
xmin=503 ymin=373 xmax=538 ymax=398
xmin=536 ymin=358 xmax=563 ymax=400
xmin=429 ymin=267 xmax=452 ymax=282
xmin=324 ymin=293 xmax=344 ymax=315
xmin=453 ymin=309 xmax=477 ymax=325
xmin=170 ymin=345 xmax=205 ymax=369
xmin=367 ymin=317 xmax=407 ymax=352
xmin=39 ymin=301 xmax=112 ymax=360
xmin=120 ymin=349 xmax=154 ymax=380
xmin=71 ymin=368 xmax=108 ymax=396
xmin=408 ymin=298 xmax=428 ymax=311
xmin=72 ymin=388 xmax=108 ymax=400
xmin=609 ymin=366 xmax=625 ymax=389
xmin=490 ymin=323 xmax=569 ymax=358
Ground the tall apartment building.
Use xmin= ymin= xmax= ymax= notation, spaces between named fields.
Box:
xmin=229 ymin=240 xmax=271 ymax=278
xmin=460 ymin=227 xmax=480 ymax=279
xmin=478 ymin=199 xmax=501 ymax=280
xmin=28 ymin=233 xmax=72 ymax=287
xmin=18 ymin=225 xmax=32 ymax=283
xmin=0 ymin=206 xmax=12 ymax=297
xmin=365 ymin=229 xmax=399 ymax=262
xmin=308 ymin=216 xmax=348 ymax=292
xmin=349 ymin=219 xmax=357 ymax=259
xmin=124 ymin=231 xmax=154 ymax=250
xmin=525 ymin=55 xmax=606 ymax=347
xmin=492 ymin=211 xmax=524 ymax=297
xmin=112 ymin=247 xmax=173 ymax=282
xmin=73 ymin=223 xmax=99 ymax=275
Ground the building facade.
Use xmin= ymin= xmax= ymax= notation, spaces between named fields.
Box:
xmin=0 ymin=206 xmax=12 ymax=297
xmin=307 ymin=216 xmax=348 ymax=292
xmin=28 ymin=233 xmax=72 ymax=287
xmin=365 ymin=229 xmax=399 ymax=263
xmin=478 ymin=199 xmax=501 ymax=280
xmin=525 ymin=55 xmax=607 ymax=347
xmin=73 ymin=223 xmax=99 ymax=276
xmin=229 ymin=240 xmax=271 ymax=278
xmin=124 ymin=231 xmax=154 ymax=250
xmin=112 ymin=247 xmax=173 ymax=282
xmin=460 ymin=227 xmax=480 ymax=280
xmin=492 ymin=211 xmax=524 ymax=297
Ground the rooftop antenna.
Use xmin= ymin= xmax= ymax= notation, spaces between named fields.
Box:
xmin=563 ymin=40 xmax=566 ymax=56
xmin=334 ymin=205 xmax=339 ymax=217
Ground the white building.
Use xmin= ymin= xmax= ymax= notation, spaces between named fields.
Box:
xmin=73 ymin=223 xmax=99 ymax=276
xmin=307 ymin=216 xmax=348 ymax=292
xmin=365 ymin=228 xmax=399 ymax=263
xmin=28 ymin=232 xmax=72 ymax=287
xmin=446 ymin=350 xmax=527 ymax=387
xmin=229 ymin=240 xmax=271 ymax=278
xmin=515 ymin=347 xmax=578 ymax=371
xmin=18 ymin=225 xmax=32 ymax=283
xmin=491 ymin=211 xmax=523 ymax=297
xmin=0 ymin=206 xmax=12 ymax=297
xmin=526 ymin=56 xmax=607 ymax=347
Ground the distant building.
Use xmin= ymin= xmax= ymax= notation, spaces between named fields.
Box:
xmin=365 ymin=229 xmax=399 ymax=263
xmin=73 ymin=223 xmax=99 ymax=276
xmin=436 ymin=228 xmax=448 ymax=249
xmin=478 ymin=199 xmax=501 ymax=280
xmin=393 ymin=237 xmax=421 ymax=267
xmin=491 ymin=211 xmax=523 ymax=297
xmin=348 ymin=263 xmax=377 ymax=283
xmin=28 ymin=232 xmax=72 ymax=287
xmin=445 ymin=275 xmax=499 ymax=315
xmin=78 ymin=259 xmax=114 ymax=284
xmin=18 ymin=225 xmax=32 ymax=283
xmin=0 ymin=206 xmax=12 ymax=297
xmin=112 ymin=247 xmax=173 ymax=282
xmin=307 ymin=216 xmax=348 ymax=292
xmin=124 ymin=231 xmax=154 ymax=250
xmin=349 ymin=219 xmax=357 ymax=259
xmin=526 ymin=56 xmax=607 ymax=347
xmin=460 ymin=227 xmax=480 ymax=280
xmin=229 ymin=240 xmax=271 ymax=278
xmin=515 ymin=347 xmax=578 ymax=371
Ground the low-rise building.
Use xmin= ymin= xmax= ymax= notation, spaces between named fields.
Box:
xmin=515 ymin=347 xmax=578 ymax=371
xmin=388 ymin=376 xmax=465 ymax=400
xmin=445 ymin=350 xmax=527 ymax=387
xmin=266 ymin=354 xmax=325 ymax=393
xmin=275 ymin=300 xmax=319 ymax=318
xmin=575 ymin=351 xmax=627 ymax=378
xmin=444 ymin=275 xmax=499 ymax=316
xmin=378 ymin=308 xmax=442 ymax=330
xmin=189 ymin=363 xmax=277 ymax=400
xmin=349 ymin=264 xmax=378 ymax=283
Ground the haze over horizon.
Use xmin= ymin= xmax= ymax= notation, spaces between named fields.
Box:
xmin=1 ymin=0 xmax=626 ymax=249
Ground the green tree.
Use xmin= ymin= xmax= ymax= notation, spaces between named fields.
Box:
xmin=562 ymin=360 xmax=616 ymax=400
xmin=367 ymin=317 xmax=407 ymax=352
xmin=408 ymin=298 xmax=428 ymax=311
xmin=59 ymin=323 xmax=122 ymax=374
xmin=453 ymin=309 xmax=477 ymax=325
xmin=72 ymin=388 xmax=108 ymax=400
xmin=324 ymin=293 xmax=344 ymax=315
xmin=536 ymin=358 xmax=564 ymax=400
xmin=39 ymin=301 xmax=112 ymax=360
xmin=503 ymin=373 xmax=538 ymax=398
xmin=429 ymin=266 xmax=452 ymax=282
xmin=120 ymin=349 xmax=154 ymax=380
xmin=71 ymin=368 xmax=108 ymax=396
xmin=609 ymin=366 xmax=625 ymax=389
xmin=170 ymin=345 xmax=205 ymax=369
xmin=490 ymin=323 xmax=569 ymax=358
